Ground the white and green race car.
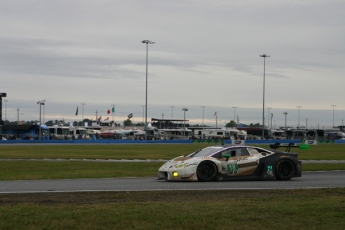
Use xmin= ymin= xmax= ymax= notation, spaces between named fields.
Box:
xmin=157 ymin=145 xmax=302 ymax=182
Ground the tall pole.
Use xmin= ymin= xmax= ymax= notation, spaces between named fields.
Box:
xmin=260 ymin=54 xmax=270 ymax=139
xmin=215 ymin=112 xmax=218 ymax=128
xmin=232 ymin=107 xmax=237 ymax=127
xmin=141 ymin=105 xmax=145 ymax=124
xmin=81 ymin=103 xmax=86 ymax=125
xmin=296 ymin=106 xmax=302 ymax=129
xmin=142 ymin=40 xmax=155 ymax=140
xmin=37 ymin=100 xmax=45 ymax=140
xmin=111 ymin=104 xmax=115 ymax=126
xmin=43 ymin=103 xmax=45 ymax=124
xmin=284 ymin=112 xmax=288 ymax=139
xmin=4 ymin=99 xmax=8 ymax=121
xmin=95 ymin=110 xmax=98 ymax=124
xmin=182 ymin=108 xmax=188 ymax=137
xmin=201 ymin=106 xmax=206 ymax=128
xmin=267 ymin=107 xmax=272 ymax=130
xmin=170 ymin=106 xmax=174 ymax=119
xmin=331 ymin=105 xmax=336 ymax=128
xmin=39 ymin=104 xmax=41 ymax=138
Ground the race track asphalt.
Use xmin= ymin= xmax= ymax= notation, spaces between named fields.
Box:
xmin=1 ymin=170 xmax=345 ymax=194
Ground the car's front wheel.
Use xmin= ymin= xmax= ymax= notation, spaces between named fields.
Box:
xmin=275 ymin=159 xmax=295 ymax=180
xmin=197 ymin=161 xmax=217 ymax=182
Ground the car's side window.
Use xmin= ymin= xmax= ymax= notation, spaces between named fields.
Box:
xmin=237 ymin=148 xmax=250 ymax=156
xmin=231 ymin=148 xmax=249 ymax=157
xmin=217 ymin=150 xmax=233 ymax=159
xmin=247 ymin=148 xmax=260 ymax=155
xmin=212 ymin=152 xmax=223 ymax=159
xmin=221 ymin=148 xmax=250 ymax=158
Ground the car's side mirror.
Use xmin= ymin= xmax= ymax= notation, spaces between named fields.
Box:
xmin=223 ymin=154 xmax=231 ymax=161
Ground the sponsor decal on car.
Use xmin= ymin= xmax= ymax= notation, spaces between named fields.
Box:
xmin=234 ymin=157 xmax=249 ymax=162
xmin=227 ymin=164 xmax=238 ymax=174
xmin=175 ymin=163 xmax=186 ymax=168
xmin=266 ymin=165 xmax=274 ymax=176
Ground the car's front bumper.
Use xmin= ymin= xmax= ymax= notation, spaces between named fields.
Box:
xmin=157 ymin=170 xmax=198 ymax=181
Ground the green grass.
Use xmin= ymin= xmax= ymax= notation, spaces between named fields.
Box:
xmin=0 ymin=144 xmax=199 ymax=159
xmin=0 ymin=144 xmax=345 ymax=229
xmin=0 ymin=161 xmax=162 ymax=180
xmin=0 ymin=143 xmax=345 ymax=160
xmin=290 ymin=144 xmax=345 ymax=160
xmin=0 ymin=144 xmax=344 ymax=180
xmin=0 ymin=189 xmax=344 ymax=230
xmin=0 ymin=161 xmax=344 ymax=180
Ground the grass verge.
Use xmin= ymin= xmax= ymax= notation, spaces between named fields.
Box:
xmin=0 ymin=189 xmax=344 ymax=230
xmin=1 ymin=143 xmax=345 ymax=160
xmin=0 ymin=161 xmax=344 ymax=180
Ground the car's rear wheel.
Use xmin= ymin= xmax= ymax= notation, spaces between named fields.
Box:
xmin=275 ymin=159 xmax=295 ymax=180
xmin=197 ymin=161 xmax=217 ymax=182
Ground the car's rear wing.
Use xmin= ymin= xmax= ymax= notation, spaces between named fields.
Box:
xmin=269 ymin=142 xmax=310 ymax=152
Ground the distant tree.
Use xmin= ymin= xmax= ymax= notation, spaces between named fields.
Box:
xmin=226 ymin=120 xmax=237 ymax=127
xmin=45 ymin=120 xmax=55 ymax=126
xmin=249 ymin=123 xmax=260 ymax=127
xmin=123 ymin=119 xmax=133 ymax=126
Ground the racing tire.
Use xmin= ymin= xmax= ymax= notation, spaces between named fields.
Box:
xmin=197 ymin=161 xmax=217 ymax=182
xmin=275 ymin=159 xmax=295 ymax=180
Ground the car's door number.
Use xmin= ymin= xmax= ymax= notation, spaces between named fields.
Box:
xmin=227 ymin=164 xmax=238 ymax=173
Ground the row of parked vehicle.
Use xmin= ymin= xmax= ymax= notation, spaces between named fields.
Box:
xmin=1 ymin=125 xmax=101 ymax=140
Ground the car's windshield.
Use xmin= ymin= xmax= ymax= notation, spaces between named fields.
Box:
xmin=188 ymin=147 xmax=223 ymax=157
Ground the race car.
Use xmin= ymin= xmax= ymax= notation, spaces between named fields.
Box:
xmin=157 ymin=145 xmax=302 ymax=182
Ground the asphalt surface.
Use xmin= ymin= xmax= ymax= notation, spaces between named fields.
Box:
xmin=1 ymin=170 xmax=344 ymax=194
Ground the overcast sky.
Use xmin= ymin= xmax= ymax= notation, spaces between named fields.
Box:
xmin=1 ymin=0 xmax=344 ymax=128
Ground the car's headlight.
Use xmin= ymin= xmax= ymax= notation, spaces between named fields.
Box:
xmin=172 ymin=171 xmax=179 ymax=177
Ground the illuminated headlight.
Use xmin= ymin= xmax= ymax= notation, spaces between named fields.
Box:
xmin=172 ymin=171 xmax=179 ymax=177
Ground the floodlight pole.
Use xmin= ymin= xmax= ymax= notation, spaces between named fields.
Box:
xmin=331 ymin=105 xmax=336 ymax=128
xmin=4 ymin=99 xmax=8 ymax=121
xmin=142 ymin=40 xmax=155 ymax=140
xmin=232 ymin=107 xmax=237 ymax=127
xmin=170 ymin=106 xmax=175 ymax=119
xmin=37 ymin=100 xmax=46 ymax=140
xmin=260 ymin=54 xmax=270 ymax=139
xmin=201 ymin=106 xmax=206 ymax=128
xmin=267 ymin=107 xmax=272 ymax=130
xmin=296 ymin=106 xmax=302 ymax=129
xmin=182 ymin=108 xmax=188 ymax=137
xmin=284 ymin=112 xmax=288 ymax=138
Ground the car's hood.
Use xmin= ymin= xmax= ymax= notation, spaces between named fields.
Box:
xmin=159 ymin=155 xmax=212 ymax=171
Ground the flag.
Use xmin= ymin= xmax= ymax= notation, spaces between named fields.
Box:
xmin=214 ymin=112 xmax=217 ymax=116
xmin=112 ymin=107 xmax=115 ymax=113
xmin=128 ymin=113 xmax=133 ymax=119
xmin=75 ymin=107 xmax=78 ymax=116
xmin=104 ymin=117 xmax=109 ymax=121
xmin=97 ymin=116 xmax=101 ymax=124
xmin=107 ymin=109 xmax=110 ymax=114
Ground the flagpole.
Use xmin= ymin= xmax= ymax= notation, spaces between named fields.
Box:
xmin=214 ymin=112 xmax=218 ymax=128
xmin=75 ymin=106 xmax=79 ymax=127
xmin=111 ymin=104 xmax=115 ymax=126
